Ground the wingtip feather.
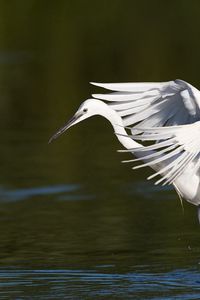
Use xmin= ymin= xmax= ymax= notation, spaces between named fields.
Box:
xmin=90 ymin=82 xmax=108 ymax=88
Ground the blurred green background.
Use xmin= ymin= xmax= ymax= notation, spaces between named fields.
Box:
xmin=0 ymin=1 xmax=200 ymax=298
xmin=1 ymin=0 xmax=200 ymax=187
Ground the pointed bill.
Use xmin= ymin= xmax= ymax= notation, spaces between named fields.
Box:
xmin=48 ymin=112 xmax=82 ymax=143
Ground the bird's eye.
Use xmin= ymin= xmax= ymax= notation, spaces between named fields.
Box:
xmin=83 ymin=108 xmax=88 ymax=113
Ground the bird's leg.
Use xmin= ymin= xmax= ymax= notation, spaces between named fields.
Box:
xmin=197 ymin=205 xmax=200 ymax=224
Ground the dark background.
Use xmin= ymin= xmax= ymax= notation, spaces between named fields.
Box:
xmin=0 ymin=1 xmax=200 ymax=298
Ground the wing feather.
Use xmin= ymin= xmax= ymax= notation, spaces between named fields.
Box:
xmin=125 ymin=122 xmax=200 ymax=184
xmin=92 ymin=90 xmax=159 ymax=101
xmin=90 ymin=81 xmax=171 ymax=92
xmin=91 ymin=79 xmax=200 ymax=185
xmin=91 ymin=79 xmax=200 ymax=128
xmin=122 ymin=143 xmax=177 ymax=163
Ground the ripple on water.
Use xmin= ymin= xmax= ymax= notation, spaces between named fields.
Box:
xmin=0 ymin=267 xmax=200 ymax=299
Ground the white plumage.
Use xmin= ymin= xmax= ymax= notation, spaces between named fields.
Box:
xmin=92 ymin=80 xmax=200 ymax=188
xmin=50 ymin=79 xmax=200 ymax=221
xmin=92 ymin=79 xmax=200 ymax=127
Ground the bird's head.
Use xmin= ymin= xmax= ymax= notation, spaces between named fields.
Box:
xmin=48 ymin=99 xmax=108 ymax=143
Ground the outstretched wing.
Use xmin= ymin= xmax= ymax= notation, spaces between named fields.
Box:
xmin=121 ymin=122 xmax=200 ymax=185
xmin=91 ymin=79 xmax=200 ymax=130
xmin=91 ymin=79 xmax=200 ymax=184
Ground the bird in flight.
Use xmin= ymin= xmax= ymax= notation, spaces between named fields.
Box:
xmin=49 ymin=79 xmax=200 ymax=221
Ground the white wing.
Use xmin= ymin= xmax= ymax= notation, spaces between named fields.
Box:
xmin=91 ymin=80 xmax=200 ymax=185
xmin=91 ymin=79 xmax=200 ymax=130
xmin=122 ymin=122 xmax=200 ymax=185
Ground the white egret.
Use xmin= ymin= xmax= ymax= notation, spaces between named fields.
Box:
xmin=49 ymin=79 xmax=200 ymax=221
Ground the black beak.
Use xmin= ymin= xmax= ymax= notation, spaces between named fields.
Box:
xmin=48 ymin=113 xmax=82 ymax=144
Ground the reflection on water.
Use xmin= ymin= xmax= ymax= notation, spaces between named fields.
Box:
xmin=0 ymin=184 xmax=81 ymax=202
xmin=0 ymin=181 xmax=172 ymax=203
xmin=1 ymin=0 xmax=200 ymax=298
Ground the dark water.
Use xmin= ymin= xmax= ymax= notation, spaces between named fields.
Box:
xmin=1 ymin=1 xmax=200 ymax=298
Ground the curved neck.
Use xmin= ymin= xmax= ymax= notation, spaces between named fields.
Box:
xmin=101 ymin=106 xmax=143 ymax=150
